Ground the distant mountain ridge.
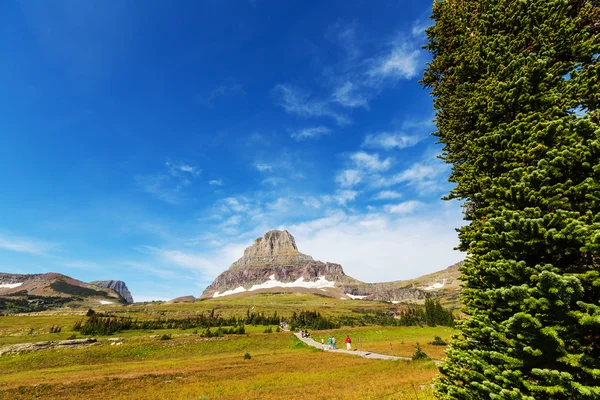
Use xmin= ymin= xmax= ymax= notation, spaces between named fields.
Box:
xmin=201 ymin=230 xmax=462 ymax=303
xmin=89 ymin=280 xmax=134 ymax=303
xmin=0 ymin=272 xmax=131 ymax=306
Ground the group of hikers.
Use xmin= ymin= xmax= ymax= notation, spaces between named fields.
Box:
xmin=297 ymin=329 xmax=353 ymax=351
xmin=321 ymin=335 xmax=352 ymax=351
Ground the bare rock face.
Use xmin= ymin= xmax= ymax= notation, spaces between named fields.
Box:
xmin=230 ymin=230 xmax=314 ymax=269
xmin=89 ymin=280 xmax=134 ymax=303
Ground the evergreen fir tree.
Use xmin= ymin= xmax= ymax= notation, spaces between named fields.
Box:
xmin=423 ymin=0 xmax=599 ymax=398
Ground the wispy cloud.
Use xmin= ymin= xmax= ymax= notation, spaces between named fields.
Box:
xmin=363 ymin=132 xmax=423 ymax=150
xmin=290 ymin=126 xmax=331 ymax=141
xmin=322 ymin=190 xmax=359 ymax=206
xmin=0 ymin=234 xmax=56 ymax=255
xmin=366 ymin=41 xmax=420 ymax=81
xmin=336 ymin=151 xmax=392 ymax=188
xmin=208 ymin=179 xmax=224 ymax=186
xmin=372 ymin=159 xmax=449 ymax=195
xmin=336 ymin=169 xmax=363 ymax=187
xmin=165 ymin=161 xmax=201 ymax=177
xmin=137 ymin=160 xmax=201 ymax=204
xmin=349 ymin=151 xmax=392 ymax=172
xmin=372 ymin=190 xmax=402 ymax=200
xmin=384 ymin=200 xmax=423 ymax=215
xmin=200 ymin=82 xmax=245 ymax=107
xmin=262 ymin=177 xmax=287 ymax=186
xmin=272 ymin=84 xmax=351 ymax=126
xmin=254 ymin=162 xmax=273 ymax=172
xmin=332 ymin=82 xmax=369 ymax=109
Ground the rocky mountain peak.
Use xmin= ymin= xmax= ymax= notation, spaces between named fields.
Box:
xmin=244 ymin=230 xmax=299 ymax=257
xmin=231 ymin=230 xmax=313 ymax=269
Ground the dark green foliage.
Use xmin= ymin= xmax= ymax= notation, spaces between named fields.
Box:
xmin=66 ymin=334 xmax=77 ymax=340
xmin=429 ymin=336 xmax=447 ymax=346
xmin=73 ymin=312 xmax=248 ymax=336
xmin=263 ymin=326 xmax=273 ymax=333
xmin=86 ymin=308 xmax=96 ymax=317
xmin=159 ymin=334 xmax=171 ymax=341
xmin=423 ymin=0 xmax=600 ymax=398
xmin=50 ymin=280 xmax=109 ymax=298
xmin=0 ymin=295 xmax=74 ymax=314
xmin=244 ymin=352 xmax=251 ymax=360
xmin=412 ymin=343 xmax=430 ymax=361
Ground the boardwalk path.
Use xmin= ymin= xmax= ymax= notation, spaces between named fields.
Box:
xmin=294 ymin=332 xmax=442 ymax=365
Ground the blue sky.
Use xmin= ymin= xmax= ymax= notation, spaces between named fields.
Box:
xmin=0 ymin=0 xmax=464 ymax=301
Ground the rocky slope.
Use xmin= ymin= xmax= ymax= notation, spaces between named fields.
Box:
xmin=201 ymin=230 xmax=462 ymax=303
xmin=89 ymin=280 xmax=134 ymax=303
xmin=0 ymin=272 xmax=127 ymax=306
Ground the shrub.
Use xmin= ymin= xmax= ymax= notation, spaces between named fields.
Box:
xmin=263 ymin=326 xmax=273 ymax=333
xmin=159 ymin=334 xmax=172 ymax=341
xmin=244 ymin=352 xmax=251 ymax=360
xmin=411 ymin=343 xmax=429 ymax=361
xmin=428 ymin=336 xmax=447 ymax=346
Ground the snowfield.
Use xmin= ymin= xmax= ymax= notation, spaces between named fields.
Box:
xmin=423 ymin=279 xmax=446 ymax=291
xmin=0 ymin=282 xmax=24 ymax=289
xmin=212 ymin=275 xmax=335 ymax=298
xmin=345 ymin=293 xmax=368 ymax=300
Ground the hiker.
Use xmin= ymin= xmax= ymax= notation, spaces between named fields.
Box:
xmin=305 ymin=330 xmax=310 ymax=338
xmin=321 ymin=338 xmax=325 ymax=350
xmin=332 ymin=336 xmax=336 ymax=349
xmin=346 ymin=335 xmax=351 ymax=350
xmin=300 ymin=329 xmax=304 ymax=337
xmin=327 ymin=336 xmax=332 ymax=350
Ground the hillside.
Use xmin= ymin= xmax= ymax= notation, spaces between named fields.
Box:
xmin=0 ymin=272 xmax=127 ymax=312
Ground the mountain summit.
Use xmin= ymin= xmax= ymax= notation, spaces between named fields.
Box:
xmin=230 ymin=230 xmax=313 ymax=269
xmin=202 ymin=230 xmax=460 ymax=303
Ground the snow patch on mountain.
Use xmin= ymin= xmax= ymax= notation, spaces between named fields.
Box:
xmin=345 ymin=293 xmax=368 ymax=300
xmin=0 ymin=282 xmax=24 ymax=289
xmin=423 ymin=279 xmax=446 ymax=291
xmin=212 ymin=275 xmax=335 ymax=298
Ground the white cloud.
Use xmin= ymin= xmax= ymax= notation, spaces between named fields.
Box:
xmin=367 ymin=42 xmax=420 ymax=81
xmin=372 ymin=190 xmax=402 ymax=200
xmin=349 ymin=151 xmax=392 ymax=172
xmin=262 ymin=177 xmax=287 ymax=186
xmin=290 ymin=126 xmax=332 ymax=141
xmin=223 ymin=197 xmax=250 ymax=213
xmin=336 ymin=169 xmax=363 ymax=188
xmin=384 ymin=200 xmax=423 ymax=215
xmin=254 ymin=162 xmax=273 ymax=172
xmin=208 ymin=180 xmax=224 ymax=186
xmin=0 ymin=235 xmax=55 ymax=255
xmin=292 ymin=202 xmax=464 ymax=282
xmin=272 ymin=84 xmax=351 ymax=126
xmin=333 ymin=82 xmax=369 ymax=108
xmin=322 ymin=190 xmax=359 ymax=206
xmin=411 ymin=19 xmax=431 ymax=37
xmin=363 ymin=132 xmax=422 ymax=150
xmin=165 ymin=161 xmax=201 ymax=177
xmin=371 ymin=159 xmax=449 ymax=195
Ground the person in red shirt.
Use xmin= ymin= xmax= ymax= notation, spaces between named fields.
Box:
xmin=345 ymin=335 xmax=351 ymax=350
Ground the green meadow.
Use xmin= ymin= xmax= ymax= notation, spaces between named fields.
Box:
xmin=0 ymin=293 xmax=454 ymax=399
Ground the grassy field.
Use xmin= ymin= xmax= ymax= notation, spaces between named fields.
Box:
xmin=0 ymin=294 xmax=454 ymax=399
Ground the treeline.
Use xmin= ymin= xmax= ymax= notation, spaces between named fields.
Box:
xmin=0 ymin=294 xmax=74 ymax=315
xmin=73 ymin=300 xmax=454 ymax=335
